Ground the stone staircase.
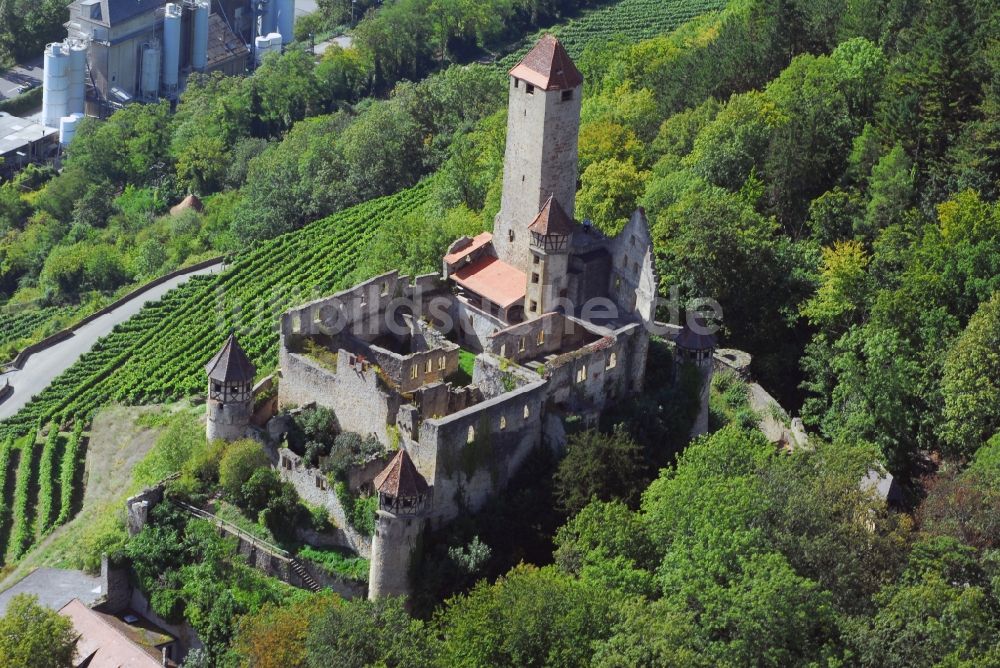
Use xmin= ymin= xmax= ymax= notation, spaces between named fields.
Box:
xmin=172 ymin=500 xmax=322 ymax=593
xmin=289 ymin=557 xmax=321 ymax=592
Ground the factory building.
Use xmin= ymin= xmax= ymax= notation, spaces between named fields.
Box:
xmin=44 ymin=0 xmax=294 ymax=128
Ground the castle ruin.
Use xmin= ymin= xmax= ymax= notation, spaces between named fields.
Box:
xmin=204 ymin=35 xmax=715 ymax=600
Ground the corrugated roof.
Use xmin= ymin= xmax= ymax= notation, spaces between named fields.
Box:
xmin=206 ymin=13 xmax=250 ymax=68
xmin=205 ymin=334 xmax=256 ymax=382
xmin=528 ymin=195 xmax=575 ymax=236
xmin=374 ymin=450 xmax=429 ymax=498
xmin=509 ymin=34 xmax=583 ymax=91
xmin=451 ymin=255 xmax=527 ymax=310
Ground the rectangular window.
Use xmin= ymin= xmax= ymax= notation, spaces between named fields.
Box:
xmin=425 ymin=359 xmax=433 ymax=373
xmin=526 ymin=84 xmax=535 ymax=95
xmin=509 ymin=229 xmax=515 ymax=242
xmin=531 ymin=272 xmax=539 ymax=284
xmin=438 ymin=355 xmax=446 ymax=370
xmin=514 ymin=78 xmax=519 ymax=88
xmin=533 ymin=254 xmax=540 ymax=265
xmin=411 ymin=366 xmax=418 ymax=379
xmin=529 ymin=300 xmax=538 ymax=313
xmin=519 ymin=337 xmax=526 ymax=352
xmin=537 ymin=330 xmax=545 ymax=345
xmin=561 ymin=90 xmax=573 ymax=102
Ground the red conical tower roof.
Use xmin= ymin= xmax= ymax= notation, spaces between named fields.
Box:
xmin=528 ymin=195 xmax=576 ymax=236
xmin=509 ymin=34 xmax=583 ymax=91
xmin=374 ymin=450 xmax=429 ymax=498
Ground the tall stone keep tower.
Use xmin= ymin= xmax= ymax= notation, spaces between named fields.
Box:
xmin=526 ymin=196 xmax=574 ymax=319
xmin=205 ymin=334 xmax=256 ymax=442
xmin=493 ymin=34 xmax=583 ymax=274
xmin=369 ymin=450 xmax=431 ymax=600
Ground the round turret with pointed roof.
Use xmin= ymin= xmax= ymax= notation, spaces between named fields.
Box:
xmin=374 ymin=449 xmax=431 ymax=516
xmin=205 ymin=334 xmax=256 ymax=404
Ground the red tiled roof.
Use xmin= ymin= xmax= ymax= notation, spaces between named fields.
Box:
xmin=444 ymin=231 xmax=493 ymax=265
xmin=59 ymin=599 xmax=170 ymax=668
xmin=374 ymin=450 xmax=429 ymax=498
xmin=451 ymin=255 xmax=527 ymax=309
xmin=509 ymin=34 xmax=583 ymax=91
xmin=205 ymin=334 xmax=256 ymax=383
xmin=528 ymin=195 xmax=575 ymax=236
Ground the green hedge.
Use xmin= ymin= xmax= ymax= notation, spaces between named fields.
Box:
xmin=0 ymin=87 xmax=43 ymax=117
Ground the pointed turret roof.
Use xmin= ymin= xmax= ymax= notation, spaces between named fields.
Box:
xmin=205 ymin=334 xmax=256 ymax=383
xmin=675 ymin=313 xmax=718 ymax=352
xmin=374 ymin=450 xmax=429 ymax=498
xmin=509 ymin=34 xmax=583 ymax=91
xmin=528 ymin=195 xmax=576 ymax=236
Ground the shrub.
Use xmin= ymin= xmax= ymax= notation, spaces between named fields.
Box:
xmin=219 ymin=440 xmax=270 ymax=501
xmin=56 ymin=421 xmax=84 ymax=524
xmin=239 ymin=468 xmax=283 ymax=516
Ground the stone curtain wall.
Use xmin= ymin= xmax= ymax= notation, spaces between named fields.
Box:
xmin=419 ymin=379 xmax=547 ymax=522
xmin=543 ymin=323 xmax=640 ymax=413
xmin=279 ymin=348 xmax=400 ymax=447
xmin=608 ymin=210 xmax=657 ymax=325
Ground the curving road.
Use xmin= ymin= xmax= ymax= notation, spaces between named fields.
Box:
xmin=0 ymin=262 xmax=223 ymax=420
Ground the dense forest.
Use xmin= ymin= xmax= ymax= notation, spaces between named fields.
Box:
xmin=1 ymin=0 xmax=1000 ymax=664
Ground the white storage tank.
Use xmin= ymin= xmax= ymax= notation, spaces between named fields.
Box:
xmin=42 ymin=42 xmax=71 ymax=129
xmin=141 ymin=42 xmax=161 ymax=101
xmin=192 ymin=0 xmax=209 ymax=71
xmin=59 ymin=113 xmax=84 ymax=147
xmin=276 ymin=0 xmax=294 ymax=45
xmin=67 ymin=41 xmax=87 ymax=116
xmin=162 ymin=3 xmax=183 ymax=94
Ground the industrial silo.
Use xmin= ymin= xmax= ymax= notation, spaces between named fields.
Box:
xmin=192 ymin=0 xmax=209 ymax=71
xmin=162 ymin=3 xmax=183 ymax=96
xmin=59 ymin=113 xmax=84 ymax=146
xmin=260 ymin=0 xmax=277 ymax=37
xmin=67 ymin=41 xmax=87 ymax=116
xmin=42 ymin=42 xmax=70 ymax=129
xmin=140 ymin=41 xmax=161 ymax=101
xmin=276 ymin=0 xmax=294 ymax=45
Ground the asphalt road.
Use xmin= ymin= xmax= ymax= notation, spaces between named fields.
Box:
xmin=0 ymin=262 xmax=223 ymax=421
xmin=0 ymin=56 xmax=42 ymax=101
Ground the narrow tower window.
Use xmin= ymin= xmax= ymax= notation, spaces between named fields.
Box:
xmin=561 ymin=90 xmax=573 ymax=102
xmin=526 ymin=84 xmax=535 ymax=95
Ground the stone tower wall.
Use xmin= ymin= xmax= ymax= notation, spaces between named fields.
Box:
xmin=493 ymin=76 xmax=582 ymax=273
xmin=526 ymin=247 xmax=570 ymax=319
xmin=206 ymin=396 xmax=253 ymax=442
xmin=368 ymin=510 xmax=424 ymax=599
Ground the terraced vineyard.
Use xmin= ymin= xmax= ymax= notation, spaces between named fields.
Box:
xmin=0 ymin=182 xmax=432 ymax=561
xmin=0 ymin=306 xmax=73 ymax=350
xmin=499 ymin=0 xmax=728 ymax=65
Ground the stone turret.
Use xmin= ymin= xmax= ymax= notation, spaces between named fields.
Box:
xmin=205 ymin=334 xmax=256 ymax=442
xmin=493 ymin=34 xmax=583 ymax=274
xmin=675 ymin=314 xmax=717 ymax=439
xmin=368 ymin=450 xmax=431 ymax=600
xmin=526 ymin=195 xmax=574 ymax=319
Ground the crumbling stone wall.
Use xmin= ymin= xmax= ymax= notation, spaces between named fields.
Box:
xmin=275 ymin=448 xmax=373 ymax=558
xmin=279 ymin=348 xmax=399 ymax=447
xmin=419 ymin=379 xmax=547 ymax=522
